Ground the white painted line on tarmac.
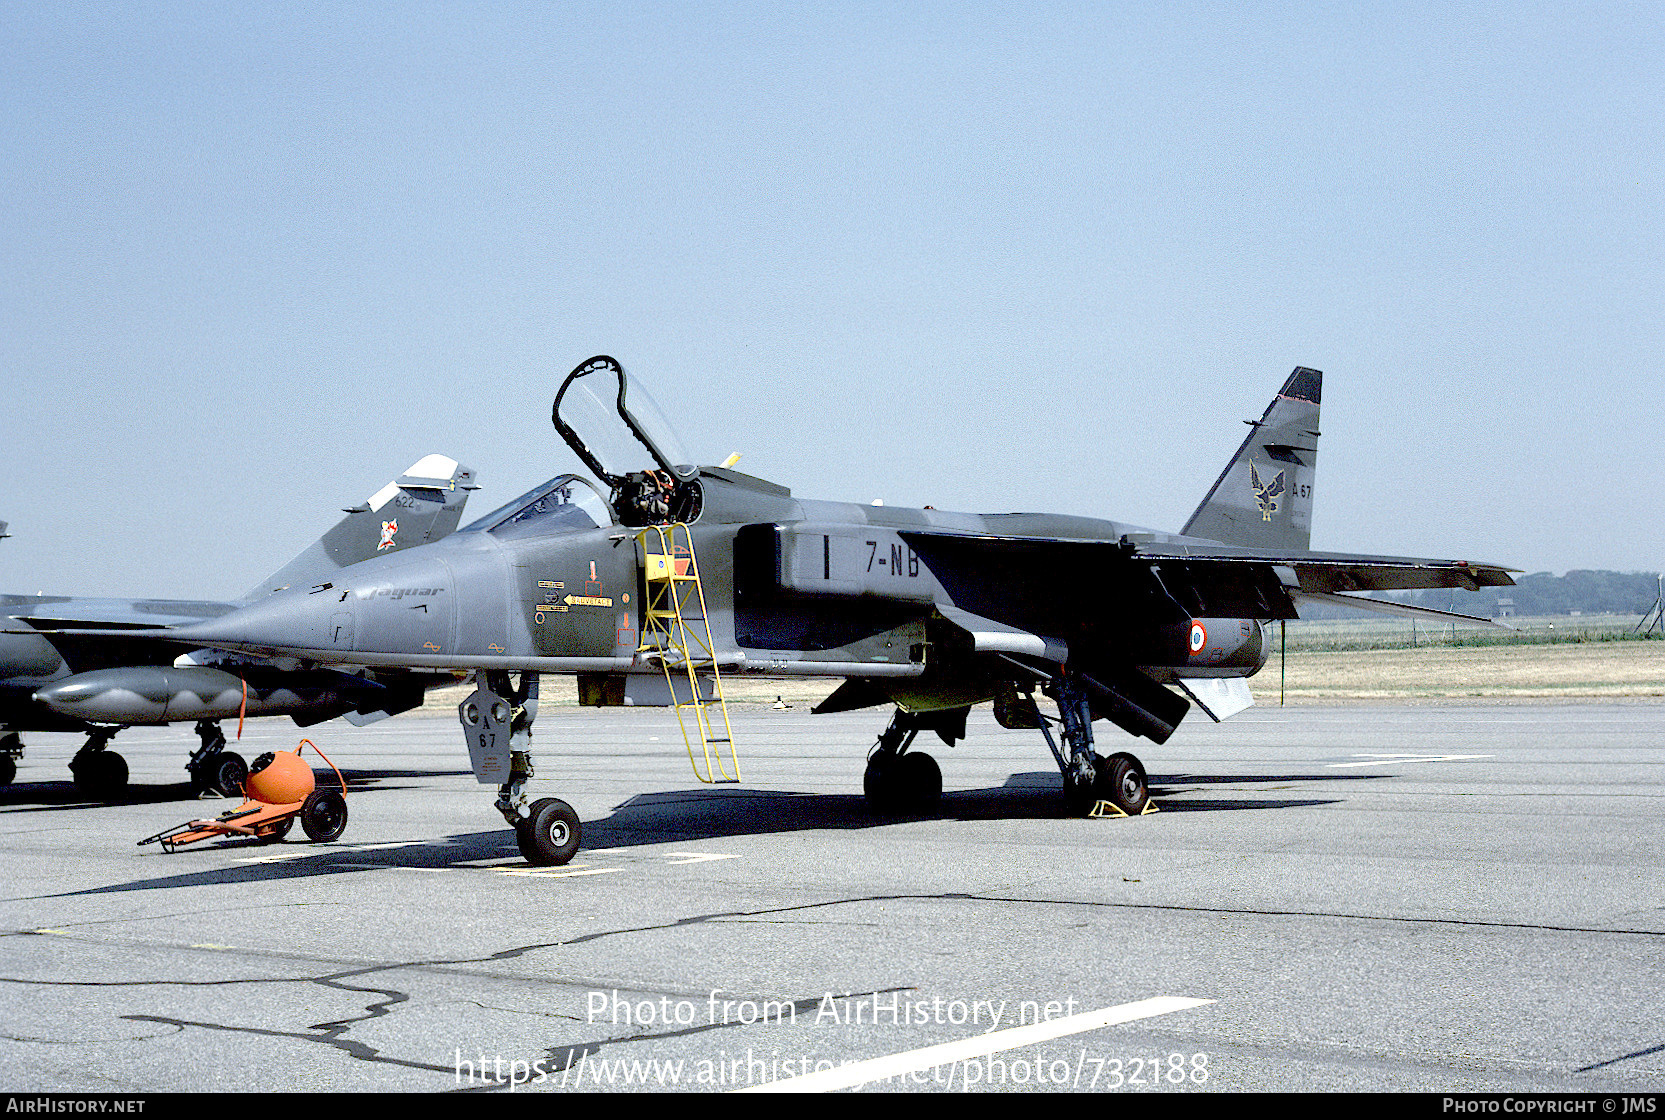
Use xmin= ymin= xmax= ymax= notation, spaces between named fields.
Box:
xmin=498 ymin=866 xmax=623 ymax=878
xmin=1329 ymin=753 xmax=1492 ymax=768
xmin=663 ymin=852 xmax=740 ymax=864
xmin=733 ymin=995 xmax=1214 ymax=1094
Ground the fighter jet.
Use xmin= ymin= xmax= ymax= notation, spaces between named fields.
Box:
xmin=56 ymin=356 xmax=1512 ymax=861
xmin=1 ymin=456 xmax=477 ymax=794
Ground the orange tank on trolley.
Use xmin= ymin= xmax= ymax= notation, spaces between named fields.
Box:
xmin=139 ymin=739 xmax=348 ymax=852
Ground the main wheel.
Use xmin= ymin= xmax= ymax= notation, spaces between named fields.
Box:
xmin=1095 ymin=752 xmax=1149 ymax=816
xmin=899 ymin=752 xmax=942 ymax=809
xmin=863 ymin=754 xmax=900 ymax=813
xmin=517 ymin=798 xmax=581 ymax=866
xmin=0 ymin=755 xmax=15 ymax=787
xmin=210 ymin=752 xmax=248 ymax=797
xmin=72 ymin=751 xmax=128 ymax=799
xmin=300 ymin=788 xmax=348 ymax=842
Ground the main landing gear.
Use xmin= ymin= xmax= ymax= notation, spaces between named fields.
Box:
xmin=862 ymin=709 xmax=944 ymax=815
xmin=860 ymin=673 xmax=1152 ymax=820
xmin=0 ymin=732 xmax=22 ymax=787
xmin=2 ymin=723 xmax=250 ymax=800
xmin=460 ymin=670 xmax=581 ymax=867
xmin=69 ymin=728 xmax=128 ymax=798
xmin=1035 ymin=674 xmax=1150 ymax=818
xmin=186 ymin=721 xmax=247 ymax=797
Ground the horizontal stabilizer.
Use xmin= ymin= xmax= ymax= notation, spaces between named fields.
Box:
xmin=1127 ymin=541 xmax=1517 ymax=594
xmin=901 ymin=529 xmax=1514 ymax=633
xmin=1292 ymin=590 xmax=1512 ymax=629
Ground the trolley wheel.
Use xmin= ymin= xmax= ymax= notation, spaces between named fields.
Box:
xmin=256 ymin=816 xmax=296 ymax=844
xmin=300 ymin=788 xmax=348 ymax=842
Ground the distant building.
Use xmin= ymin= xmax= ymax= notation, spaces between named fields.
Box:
xmin=1495 ymin=597 xmax=1515 ymax=618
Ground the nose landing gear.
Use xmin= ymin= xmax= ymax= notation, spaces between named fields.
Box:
xmin=459 ymin=670 xmax=583 ymax=866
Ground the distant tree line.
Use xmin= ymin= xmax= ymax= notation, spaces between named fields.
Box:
xmin=1301 ymin=571 xmax=1663 ymax=620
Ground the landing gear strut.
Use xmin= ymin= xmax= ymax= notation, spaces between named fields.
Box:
xmin=1032 ymin=674 xmax=1150 ymax=818
xmin=460 ymin=670 xmax=582 ymax=867
xmin=862 ymin=709 xmax=943 ymax=814
xmin=186 ymin=720 xmax=247 ymax=797
xmin=69 ymin=728 xmax=128 ymax=798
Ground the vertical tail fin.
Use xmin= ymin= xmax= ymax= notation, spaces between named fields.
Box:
xmin=1181 ymin=367 xmax=1321 ymax=551
xmin=244 ymin=455 xmax=479 ymax=599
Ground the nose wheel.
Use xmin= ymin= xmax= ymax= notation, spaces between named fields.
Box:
xmin=516 ymin=797 xmax=581 ymax=865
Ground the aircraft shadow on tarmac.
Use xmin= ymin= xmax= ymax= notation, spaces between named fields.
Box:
xmin=578 ymin=770 xmax=1371 ymax=848
xmin=33 ymin=769 xmax=1383 ymax=898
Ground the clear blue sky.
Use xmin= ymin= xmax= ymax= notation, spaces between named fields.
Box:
xmin=3 ymin=2 xmax=1661 ymax=600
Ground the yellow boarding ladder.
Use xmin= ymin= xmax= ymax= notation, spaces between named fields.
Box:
xmin=636 ymin=523 xmax=739 ymax=783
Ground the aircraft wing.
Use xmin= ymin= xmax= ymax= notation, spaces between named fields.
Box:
xmin=898 ymin=531 xmax=1515 ymax=626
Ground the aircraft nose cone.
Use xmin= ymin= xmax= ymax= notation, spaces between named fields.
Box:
xmin=168 ymin=551 xmax=461 ymax=661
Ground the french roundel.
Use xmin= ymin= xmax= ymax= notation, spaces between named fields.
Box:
xmin=1188 ymin=621 xmax=1208 ymax=654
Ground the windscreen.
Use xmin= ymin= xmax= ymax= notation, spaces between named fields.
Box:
xmin=460 ymin=475 xmax=614 ymax=539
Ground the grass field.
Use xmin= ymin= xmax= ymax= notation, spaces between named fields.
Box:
xmin=1281 ymin=612 xmax=1658 ymax=650
xmin=1267 ymin=613 xmax=1665 ymax=702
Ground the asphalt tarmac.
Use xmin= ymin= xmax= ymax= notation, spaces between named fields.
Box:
xmin=1 ymin=701 xmax=1661 ymax=1094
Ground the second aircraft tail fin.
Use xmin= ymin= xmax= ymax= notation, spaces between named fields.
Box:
xmin=1181 ymin=367 xmax=1321 ymax=552
xmin=244 ymin=455 xmax=478 ymax=599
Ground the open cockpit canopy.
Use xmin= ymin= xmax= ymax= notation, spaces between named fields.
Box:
xmin=552 ymin=355 xmax=696 ymax=486
xmin=551 ymin=355 xmax=703 ymax=525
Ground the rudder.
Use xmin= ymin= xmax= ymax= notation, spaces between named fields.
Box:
xmin=1181 ymin=367 xmax=1321 ymax=551
xmin=245 ymin=455 xmax=478 ymax=599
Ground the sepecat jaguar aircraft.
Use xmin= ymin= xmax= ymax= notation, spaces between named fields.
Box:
xmin=4 ymin=456 xmax=477 ymax=795
xmin=52 ymin=356 xmax=1513 ymax=862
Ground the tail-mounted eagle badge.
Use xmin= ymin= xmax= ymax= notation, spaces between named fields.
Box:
xmin=1249 ymin=461 xmax=1285 ymax=522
